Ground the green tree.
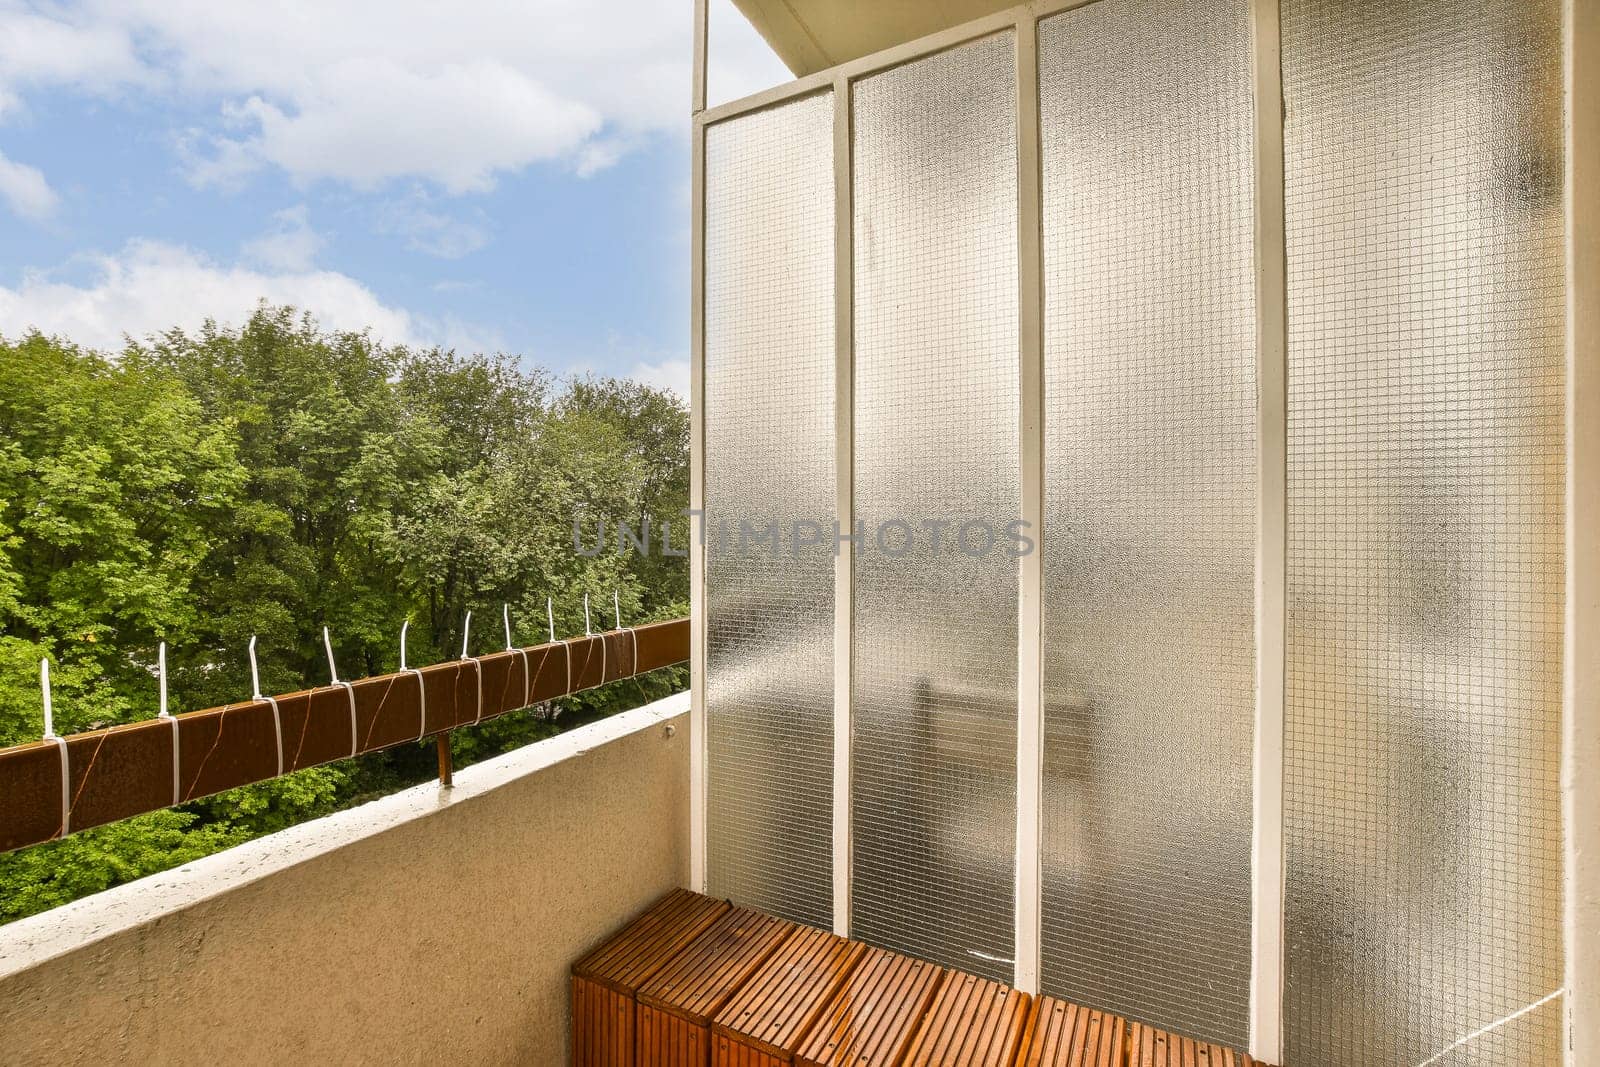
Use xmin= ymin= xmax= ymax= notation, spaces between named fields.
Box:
xmin=0 ymin=332 xmax=242 ymax=740
xmin=0 ymin=307 xmax=690 ymax=924
xmin=560 ymin=376 xmax=690 ymax=616
xmin=138 ymin=308 xmax=415 ymax=704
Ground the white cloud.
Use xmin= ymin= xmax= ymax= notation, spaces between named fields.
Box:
xmin=629 ymin=357 xmax=689 ymax=400
xmin=0 ymin=0 xmax=791 ymax=191
xmin=0 ymin=7 xmax=152 ymax=98
xmin=0 ymin=149 xmax=59 ymax=220
xmin=0 ymin=239 xmax=429 ymax=352
xmin=202 ymin=60 xmax=602 ymax=194
xmin=427 ymin=314 xmax=507 ymax=358
xmin=574 ymin=136 xmax=631 ymax=179
xmin=571 ymin=329 xmax=691 ymax=398
xmin=375 ymin=196 xmax=491 ymax=259
xmin=240 ymin=204 xmax=323 ymax=271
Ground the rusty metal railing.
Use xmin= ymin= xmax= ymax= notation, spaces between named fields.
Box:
xmin=0 ymin=618 xmax=688 ymax=854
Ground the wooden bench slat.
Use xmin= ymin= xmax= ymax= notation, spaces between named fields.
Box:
xmin=794 ymin=946 xmax=944 ymax=1067
xmin=573 ymin=894 xmax=1273 ymax=1067
xmin=572 ymin=889 xmax=732 ymax=1067
xmin=1016 ymin=997 xmax=1124 ymax=1067
xmin=574 ymin=889 xmax=730 ymax=994
xmin=713 ymin=924 xmax=868 ymax=1062
xmin=1129 ymin=1021 xmax=1251 ymax=1067
xmin=903 ymin=971 xmax=1030 ymax=1067
xmin=634 ymin=907 xmax=798 ymax=1066
xmin=638 ymin=908 xmax=796 ymax=1025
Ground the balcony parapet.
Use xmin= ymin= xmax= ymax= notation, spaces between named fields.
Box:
xmin=0 ymin=691 xmax=691 ymax=1064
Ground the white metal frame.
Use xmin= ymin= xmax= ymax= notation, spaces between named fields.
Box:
xmin=1565 ymin=0 xmax=1596 ymax=1061
xmin=1248 ymin=0 xmax=1287 ymax=1058
xmin=1013 ymin=13 xmax=1046 ymax=997
xmin=688 ymin=0 xmax=708 ymax=894
xmin=830 ymin=75 xmax=855 ymax=938
xmin=691 ymin=0 xmax=1589 ymax=1058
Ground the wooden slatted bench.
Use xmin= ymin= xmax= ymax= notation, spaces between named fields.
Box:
xmin=636 ymin=907 xmax=798 ymax=1065
xmin=572 ymin=889 xmax=731 ymax=1067
xmin=1127 ymin=1021 xmax=1258 ymax=1067
xmin=711 ymin=924 xmax=868 ymax=1067
xmin=903 ymin=971 xmax=1031 ymax=1067
xmin=1017 ymin=998 xmax=1126 ymax=1066
xmin=794 ymin=946 xmax=946 ymax=1067
xmin=575 ymin=895 xmax=1278 ymax=1067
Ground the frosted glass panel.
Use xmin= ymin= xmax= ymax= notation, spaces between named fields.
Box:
xmin=1282 ymin=0 xmax=1566 ymax=1062
xmin=1037 ymin=0 xmax=1256 ymax=1047
xmin=850 ymin=31 xmax=1019 ymax=981
xmin=704 ymin=92 xmax=836 ymax=929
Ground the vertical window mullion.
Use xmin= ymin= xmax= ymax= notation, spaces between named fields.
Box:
xmin=1015 ymin=12 xmax=1046 ymax=997
xmin=832 ymin=75 xmax=855 ymax=938
xmin=1249 ymin=0 xmax=1289 ymax=1057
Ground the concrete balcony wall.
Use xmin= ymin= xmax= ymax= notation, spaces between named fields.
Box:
xmin=0 ymin=693 xmax=691 ymax=1065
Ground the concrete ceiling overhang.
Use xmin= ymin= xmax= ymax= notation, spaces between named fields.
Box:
xmin=730 ymin=0 xmax=1022 ymax=75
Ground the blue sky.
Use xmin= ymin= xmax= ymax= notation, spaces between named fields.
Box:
xmin=0 ymin=0 xmax=788 ymax=394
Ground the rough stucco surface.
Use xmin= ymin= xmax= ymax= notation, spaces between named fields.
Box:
xmin=0 ymin=695 xmax=690 ymax=1065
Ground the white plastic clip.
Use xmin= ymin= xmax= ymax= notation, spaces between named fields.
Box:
xmin=461 ymin=612 xmax=483 ymax=723
xmin=40 ymin=659 xmax=69 ymax=837
xmin=505 ymin=604 xmax=530 ymax=707
xmin=401 ymin=620 xmax=427 ymax=741
xmin=551 ymin=596 xmax=571 ymax=694
xmin=158 ymin=641 xmax=180 ymax=805
xmin=324 ymin=626 xmax=358 ymax=757
xmin=614 ymin=590 xmax=638 ymax=675
xmin=249 ymin=636 xmax=284 ymax=776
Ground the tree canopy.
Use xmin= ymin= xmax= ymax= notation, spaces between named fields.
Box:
xmin=0 ymin=306 xmax=687 ymax=921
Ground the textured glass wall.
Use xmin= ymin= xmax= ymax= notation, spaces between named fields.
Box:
xmin=850 ymin=31 xmax=1019 ymax=981
xmin=704 ymin=92 xmax=836 ymax=930
xmin=1037 ymin=0 xmax=1256 ymax=1047
xmin=1282 ymin=1 xmax=1566 ymax=1062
